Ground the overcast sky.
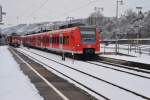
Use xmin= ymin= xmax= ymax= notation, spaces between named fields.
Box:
xmin=0 ymin=0 xmax=150 ymax=28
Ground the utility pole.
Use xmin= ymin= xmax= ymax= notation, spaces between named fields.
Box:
xmin=115 ymin=0 xmax=123 ymax=54
xmin=136 ymin=6 xmax=142 ymax=53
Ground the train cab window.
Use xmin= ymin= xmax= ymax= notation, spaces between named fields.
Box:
xmin=80 ymin=27 xmax=96 ymax=44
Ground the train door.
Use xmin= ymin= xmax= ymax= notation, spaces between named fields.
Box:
xmin=59 ymin=33 xmax=63 ymax=51
xmin=49 ymin=34 xmax=52 ymax=48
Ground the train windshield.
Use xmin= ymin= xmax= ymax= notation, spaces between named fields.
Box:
xmin=80 ymin=27 xmax=96 ymax=44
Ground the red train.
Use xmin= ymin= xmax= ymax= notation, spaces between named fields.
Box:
xmin=7 ymin=35 xmax=21 ymax=47
xmin=22 ymin=26 xmax=100 ymax=57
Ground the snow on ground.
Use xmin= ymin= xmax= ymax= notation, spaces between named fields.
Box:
xmin=101 ymin=44 xmax=150 ymax=65
xmin=0 ymin=46 xmax=43 ymax=100
xmin=18 ymin=47 xmax=150 ymax=100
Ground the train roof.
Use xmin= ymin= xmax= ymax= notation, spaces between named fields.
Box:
xmin=24 ymin=24 xmax=97 ymax=36
xmin=59 ymin=22 xmax=85 ymax=29
xmin=24 ymin=22 xmax=86 ymax=35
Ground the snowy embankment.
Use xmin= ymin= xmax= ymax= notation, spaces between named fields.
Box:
xmin=101 ymin=44 xmax=150 ymax=65
xmin=0 ymin=46 xmax=43 ymax=100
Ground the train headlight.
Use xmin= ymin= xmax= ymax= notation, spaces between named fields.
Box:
xmin=76 ymin=44 xmax=80 ymax=47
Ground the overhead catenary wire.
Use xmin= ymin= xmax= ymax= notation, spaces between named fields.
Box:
xmin=25 ymin=0 xmax=49 ymax=19
xmin=25 ymin=0 xmax=101 ymax=23
xmin=58 ymin=0 xmax=100 ymax=17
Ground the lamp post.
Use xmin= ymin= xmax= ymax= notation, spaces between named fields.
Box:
xmin=115 ymin=0 xmax=123 ymax=54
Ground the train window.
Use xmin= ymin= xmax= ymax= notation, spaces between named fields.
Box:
xmin=40 ymin=37 xmax=43 ymax=43
xmin=56 ymin=37 xmax=59 ymax=44
xmin=55 ymin=37 xmax=56 ymax=43
xmin=45 ymin=37 xmax=48 ymax=43
xmin=52 ymin=37 xmax=55 ymax=43
xmin=63 ymin=37 xmax=65 ymax=44
xmin=59 ymin=37 xmax=62 ymax=44
xmin=55 ymin=37 xmax=57 ymax=43
xmin=63 ymin=36 xmax=69 ymax=45
xmin=49 ymin=37 xmax=52 ymax=43
xmin=52 ymin=37 xmax=57 ymax=44
xmin=39 ymin=37 xmax=42 ymax=43
xmin=33 ymin=37 xmax=36 ymax=42
xmin=43 ymin=37 xmax=45 ymax=43
xmin=42 ymin=37 xmax=44 ymax=43
xmin=46 ymin=37 xmax=49 ymax=43
xmin=51 ymin=37 xmax=53 ymax=43
xmin=67 ymin=36 xmax=69 ymax=44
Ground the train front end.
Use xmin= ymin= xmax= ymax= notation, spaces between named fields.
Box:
xmin=7 ymin=36 xmax=21 ymax=47
xmin=73 ymin=26 xmax=100 ymax=57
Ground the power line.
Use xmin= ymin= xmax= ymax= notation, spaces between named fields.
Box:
xmin=31 ymin=0 xmax=100 ymax=21
xmin=25 ymin=0 xmax=49 ymax=19
xmin=57 ymin=0 xmax=100 ymax=18
xmin=20 ymin=3 xmax=37 ymax=17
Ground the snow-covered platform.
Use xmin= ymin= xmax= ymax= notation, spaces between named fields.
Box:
xmin=3 ymin=46 xmax=96 ymax=100
xmin=0 ymin=46 xmax=43 ymax=100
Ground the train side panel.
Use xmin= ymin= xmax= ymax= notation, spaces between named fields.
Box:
xmin=22 ymin=26 xmax=100 ymax=56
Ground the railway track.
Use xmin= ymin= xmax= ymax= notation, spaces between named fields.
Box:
xmin=14 ymin=47 xmax=150 ymax=100
xmin=97 ymin=56 xmax=150 ymax=70
xmin=98 ymin=59 xmax=150 ymax=74
xmin=99 ymin=55 xmax=150 ymax=70
xmin=10 ymin=47 xmax=98 ymax=100
xmin=87 ymin=60 xmax=150 ymax=80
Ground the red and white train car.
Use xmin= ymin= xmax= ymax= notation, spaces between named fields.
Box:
xmin=23 ymin=26 xmax=100 ymax=56
xmin=7 ymin=35 xmax=21 ymax=47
